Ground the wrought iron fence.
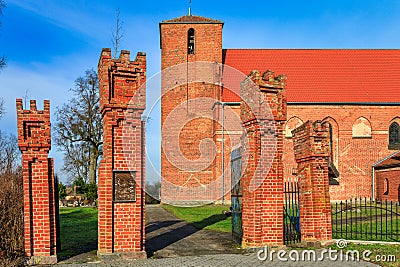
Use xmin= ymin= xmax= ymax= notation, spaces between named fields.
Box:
xmin=332 ymin=198 xmax=400 ymax=242
xmin=231 ymin=147 xmax=243 ymax=245
xmin=283 ymin=181 xmax=301 ymax=244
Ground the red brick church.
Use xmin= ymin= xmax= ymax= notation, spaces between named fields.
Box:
xmin=160 ymin=14 xmax=400 ymax=203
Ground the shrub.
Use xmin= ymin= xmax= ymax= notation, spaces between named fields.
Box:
xmin=0 ymin=170 xmax=24 ymax=266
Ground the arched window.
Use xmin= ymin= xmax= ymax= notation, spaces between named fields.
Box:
xmin=383 ymin=178 xmax=389 ymax=195
xmin=398 ymin=185 xmax=400 ymax=203
xmin=188 ymin=28 xmax=195 ymax=54
xmin=389 ymin=122 xmax=400 ymax=149
xmin=322 ymin=117 xmax=339 ymax=168
xmin=328 ymin=123 xmax=333 ymax=158
xmin=352 ymin=117 xmax=372 ymax=138
xmin=284 ymin=116 xmax=303 ymax=138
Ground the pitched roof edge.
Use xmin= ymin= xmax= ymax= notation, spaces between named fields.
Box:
xmin=373 ymin=150 xmax=400 ymax=167
xmin=161 ymin=15 xmax=223 ymax=24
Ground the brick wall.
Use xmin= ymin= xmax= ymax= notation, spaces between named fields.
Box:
xmin=16 ymin=99 xmax=58 ymax=265
xmin=284 ymin=105 xmax=400 ymax=200
xmin=97 ymin=49 xmax=146 ymax=258
xmin=375 ymin=167 xmax=400 ymax=202
xmin=240 ymin=70 xmax=286 ymax=247
xmin=212 ymin=104 xmax=242 ymax=203
xmin=292 ymin=120 xmax=332 ymax=242
xmin=160 ymin=20 xmax=225 ymax=204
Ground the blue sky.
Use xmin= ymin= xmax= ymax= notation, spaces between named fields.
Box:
xmin=0 ymin=0 xmax=400 ymax=183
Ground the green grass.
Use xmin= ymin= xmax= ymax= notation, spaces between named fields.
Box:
xmin=328 ymin=243 xmax=400 ymax=267
xmin=162 ymin=204 xmax=232 ymax=232
xmin=332 ymin=220 xmax=400 ymax=242
xmin=58 ymin=207 xmax=98 ymax=260
xmin=331 ymin=205 xmax=400 ymax=242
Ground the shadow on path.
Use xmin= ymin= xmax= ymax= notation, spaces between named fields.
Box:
xmin=146 ymin=220 xmax=182 ymax=234
xmin=145 ymin=205 xmax=239 ymax=258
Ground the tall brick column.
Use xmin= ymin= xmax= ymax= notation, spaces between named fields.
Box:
xmin=240 ymin=70 xmax=287 ymax=247
xmin=16 ymin=99 xmax=57 ymax=265
xmin=97 ymin=49 xmax=146 ymax=258
xmin=292 ymin=120 xmax=333 ymax=243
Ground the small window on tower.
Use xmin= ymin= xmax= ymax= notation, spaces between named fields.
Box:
xmin=188 ymin=28 xmax=195 ymax=54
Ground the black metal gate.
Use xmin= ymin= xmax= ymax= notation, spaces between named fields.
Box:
xmin=332 ymin=198 xmax=400 ymax=242
xmin=231 ymin=147 xmax=243 ymax=245
xmin=283 ymin=181 xmax=301 ymax=244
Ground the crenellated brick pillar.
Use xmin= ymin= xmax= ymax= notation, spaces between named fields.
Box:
xmin=16 ymin=99 xmax=58 ymax=265
xmin=97 ymin=49 xmax=146 ymax=258
xmin=240 ymin=70 xmax=287 ymax=247
xmin=292 ymin=120 xmax=333 ymax=243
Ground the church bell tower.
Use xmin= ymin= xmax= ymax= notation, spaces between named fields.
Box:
xmin=159 ymin=15 xmax=224 ymax=204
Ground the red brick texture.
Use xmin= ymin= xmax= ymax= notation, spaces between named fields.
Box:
xmin=16 ymin=99 xmax=58 ymax=264
xmin=160 ymin=18 xmax=226 ymax=204
xmin=240 ymin=70 xmax=286 ymax=247
xmin=284 ymin=105 xmax=400 ymax=200
xmin=292 ymin=120 xmax=333 ymax=242
xmin=97 ymin=49 xmax=146 ymax=258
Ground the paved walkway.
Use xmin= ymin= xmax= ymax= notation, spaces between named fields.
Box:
xmin=59 ymin=205 xmax=381 ymax=267
xmin=145 ymin=204 xmax=240 ymax=258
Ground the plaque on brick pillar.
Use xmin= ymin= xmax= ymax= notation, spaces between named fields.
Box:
xmin=98 ymin=48 xmax=146 ymax=258
xmin=113 ymin=171 xmax=136 ymax=202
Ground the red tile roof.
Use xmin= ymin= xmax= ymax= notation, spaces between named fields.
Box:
xmin=161 ymin=15 xmax=223 ymax=24
xmin=222 ymin=49 xmax=400 ymax=103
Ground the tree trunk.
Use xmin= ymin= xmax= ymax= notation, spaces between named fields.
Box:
xmin=89 ymin=147 xmax=98 ymax=184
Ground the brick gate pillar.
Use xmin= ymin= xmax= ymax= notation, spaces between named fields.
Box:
xmin=97 ymin=49 xmax=146 ymax=258
xmin=292 ymin=120 xmax=333 ymax=243
xmin=16 ymin=99 xmax=57 ymax=265
xmin=240 ymin=70 xmax=287 ymax=247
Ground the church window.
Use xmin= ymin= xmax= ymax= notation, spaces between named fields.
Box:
xmin=284 ymin=117 xmax=303 ymax=138
xmin=329 ymin=123 xmax=333 ymax=159
xmin=188 ymin=28 xmax=195 ymax=54
xmin=383 ymin=178 xmax=389 ymax=195
xmin=352 ymin=117 xmax=372 ymax=138
xmin=389 ymin=122 xmax=400 ymax=149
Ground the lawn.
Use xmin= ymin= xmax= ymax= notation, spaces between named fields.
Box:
xmin=58 ymin=207 xmax=98 ymax=261
xmin=162 ymin=204 xmax=232 ymax=232
xmin=328 ymin=243 xmax=400 ymax=267
xmin=331 ymin=202 xmax=400 ymax=242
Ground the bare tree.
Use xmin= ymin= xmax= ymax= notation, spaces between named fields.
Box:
xmin=62 ymin=142 xmax=90 ymax=185
xmin=54 ymin=69 xmax=102 ymax=185
xmin=0 ymin=97 xmax=4 ymax=119
xmin=0 ymin=132 xmax=20 ymax=174
xmin=112 ymin=8 xmax=124 ymax=58
xmin=0 ymin=0 xmax=6 ymax=70
xmin=0 ymin=72 xmax=23 ymax=265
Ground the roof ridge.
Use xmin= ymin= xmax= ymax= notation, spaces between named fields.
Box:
xmin=161 ymin=15 xmax=223 ymax=24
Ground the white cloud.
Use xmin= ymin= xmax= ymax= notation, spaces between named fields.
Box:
xmin=7 ymin=0 xmax=113 ymax=43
